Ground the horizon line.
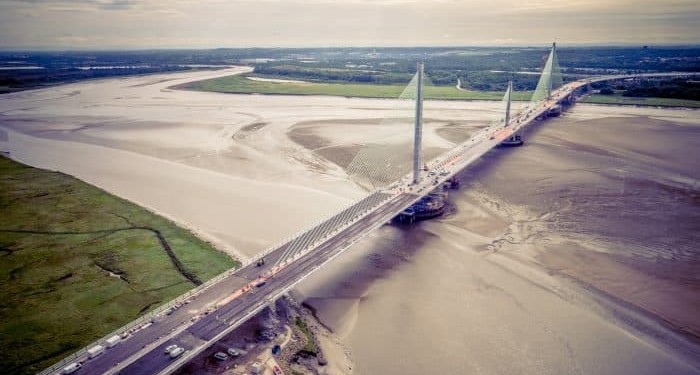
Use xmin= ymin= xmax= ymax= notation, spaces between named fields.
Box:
xmin=2 ymin=42 xmax=700 ymax=53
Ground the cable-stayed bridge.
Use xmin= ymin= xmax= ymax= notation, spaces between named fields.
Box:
xmin=42 ymin=45 xmax=700 ymax=375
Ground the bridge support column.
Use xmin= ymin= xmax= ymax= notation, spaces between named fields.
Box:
xmin=412 ymin=62 xmax=424 ymax=184
xmin=501 ymin=81 xmax=523 ymax=146
xmin=504 ymin=80 xmax=512 ymax=126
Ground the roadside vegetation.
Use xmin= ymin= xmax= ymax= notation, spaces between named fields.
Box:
xmin=0 ymin=157 xmax=237 ymax=375
xmin=174 ymin=46 xmax=699 ymax=105
xmin=294 ymin=316 xmax=317 ymax=354
xmin=582 ymin=77 xmax=700 ymax=107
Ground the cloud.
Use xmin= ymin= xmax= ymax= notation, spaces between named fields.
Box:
xmin=0 ymin=0 xmax=699 ymax=49
xmin=97 ymin=0 xmax=139 ymax=10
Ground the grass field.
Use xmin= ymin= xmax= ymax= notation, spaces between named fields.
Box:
xmin=581 ymin=93 xmax=700 ymax=108
xmin=180 ymin=74 xmax=534 ymax=101
xmin=0 ymin=157 xmax=238 ymax=375
xmin=181 ymin=74 xmax=700 ymax=108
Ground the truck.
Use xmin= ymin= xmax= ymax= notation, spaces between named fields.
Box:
xmin=105 ymin=335 xmax=121 ymax=348
xmin=87 ymin=344 xmax=104 ymax=358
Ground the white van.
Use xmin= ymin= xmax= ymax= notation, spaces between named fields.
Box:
xmin=106 ymin=335 xmax=121 ymax=348
xmin=87 ymin=344 xmax=104 ymax=358
xmin=61 ymin=362 xmax=81 ymax=374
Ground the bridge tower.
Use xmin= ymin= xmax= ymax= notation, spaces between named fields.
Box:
xmin=412 ymin=62 xmax=424 ymax=184
xmin=504 ymin=80 xmax=512 ymax=126
xmin=500 ymin=81 xmax=523 ymax=146
xmin=531 ymin=42 xmax=563 ymax=106
xmin=547 ymin=42 xmax=556 ymax=99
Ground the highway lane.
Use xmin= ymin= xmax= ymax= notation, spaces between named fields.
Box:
xmin=81 ymin=272 xmax=254 ymax=375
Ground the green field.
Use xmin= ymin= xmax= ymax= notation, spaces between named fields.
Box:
xmin=181 ymin=74 xmax=700 ymax=108
xmin=582 ymin=93 xmax=700 ymax=108
xmin=0 ymin=157 xmax=238 ymax=375
xmin=180 ymin=74 xmax=534 ymax=101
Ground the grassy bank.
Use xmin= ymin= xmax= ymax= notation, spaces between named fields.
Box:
xmin=294 ymin=316 xmax=317 ymax=354
xmin=0 ymin=157 xmax=238 ymax=375
xmin=178 ymin=74 xmax=534 ymax=101
xmin=180 ymin=74 xmax=700 ymax=108
xmin=581 ymin=93 xmax=700 ymax=108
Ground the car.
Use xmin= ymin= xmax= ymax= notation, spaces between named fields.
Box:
xmin=213 ymin=352 xmax=228 ymax=361
xmin=164 ymin=344 xmax=178 ymax=354
xmin=227 ymin=348 xmax=240 ymax=357
xmin=169 ymin=346 xmax=185 ymax=359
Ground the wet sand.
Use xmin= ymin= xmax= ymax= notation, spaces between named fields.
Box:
xmin=291 ymin=105 xmax=700 ymax=374
xmin=1 ymin=69 xmax=699 ymax=374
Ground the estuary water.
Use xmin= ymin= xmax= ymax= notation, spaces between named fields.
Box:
xmin=1 ymin=70 xmax=698 ymax=374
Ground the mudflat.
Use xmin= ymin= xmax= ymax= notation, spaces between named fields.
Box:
xmin=1 ymin=68 xmax=699 ymax=374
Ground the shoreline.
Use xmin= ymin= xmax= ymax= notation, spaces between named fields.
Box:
xmin=0 ymin=126 xmax=253 ymax=263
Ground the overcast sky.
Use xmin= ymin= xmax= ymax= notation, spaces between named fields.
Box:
xmin=1 ymin=0 xmax=699 ymax=49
